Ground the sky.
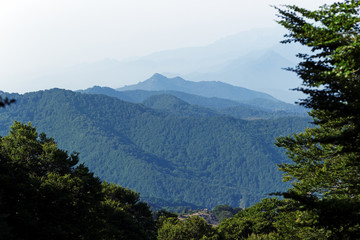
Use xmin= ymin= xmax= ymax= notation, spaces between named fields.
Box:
xmin=0 ymin=0 xmax=336 ymax=93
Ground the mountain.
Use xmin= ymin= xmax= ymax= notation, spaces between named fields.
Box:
xmin=28 ymin=27 xmax=304 ymax=103
xmin=80 ymin=87 xmax=307 ymax=120
xmin=142 ymin=94 xmax=217 ymax=117
xmin=183 ymin=50 xmax=303 ymax=102
xmin=116 ymin=74 xmax=304 ymax=113
xmin=0 ymin=89 xmax=311 ymax=210
xmin=118 ymin=73 xmax=276 ymax=102
xmin=141 ymin=94 xmax=307 ymax=120
xmin=79 ymin=86 xmax=280 ymax=119
xmin=80 ymin=86 xmax=244 ymax=108
xmin=81 ymin=75 xmax=307 ymax=118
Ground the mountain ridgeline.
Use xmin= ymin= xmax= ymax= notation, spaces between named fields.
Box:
xmin=80 ymin=74 xmax=307 ymax=119
xmin=31 ymin=28 xmax=303 ymax=103
xmin=0 ymin=86 xmax=310 ymax=210
xmin=118 ymin=73 xmax=276 ymax=101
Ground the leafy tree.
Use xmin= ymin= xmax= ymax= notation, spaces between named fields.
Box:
xmin=0 ymin=121 xmax=104 ymax=239
xmin=216 ymin=198 xmax=284 ymax=239
xmin=157 ymin=216 xmax=218 ymax=240
xmin=0 ymin=121 xmax=156 ymax=239
xmin=154 ymin=209 xmax=178 ymax=229
xmin=274 ymin=0 xmax=360 ymax=238
xmin=212 ymin=204 xmax=241 ymax=222
xmin=101 ymin=181 xmax=156 ymax=240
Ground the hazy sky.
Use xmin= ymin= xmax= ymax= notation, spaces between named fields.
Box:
xmin=1 ymin=0 xmax=335 ymax=93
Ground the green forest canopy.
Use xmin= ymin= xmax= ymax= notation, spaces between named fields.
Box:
xmin=2 ymin=0 xmax=359 ymax=239
xmin=0 ymin=121 xmax=156 ymax=239
xmin=0 ymin=89 xmax=310 ymax=210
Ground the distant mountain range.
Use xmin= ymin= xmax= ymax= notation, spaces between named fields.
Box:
xmin=0 ymin=88 xmax=311 ymax=211
xmin=80 ymin=73 xmax=307 ymax=119
xmin=118 ymin=73 xmax=276 ymax=102
xmin=31 ymin=27 xmax=306 ymax=103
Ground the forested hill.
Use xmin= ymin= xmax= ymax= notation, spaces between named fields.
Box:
xmin=0 ymin=89 xmax=310 ymax=210
xmin=81 ymin=84 xmax=307 ymax=118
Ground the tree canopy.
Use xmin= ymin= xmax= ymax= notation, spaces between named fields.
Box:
xmin=0 ymin=121 xmax=156 ymax=239
xmin=274 ymin=0 xmax=360 ymax=238
xmin=2 ymin=1 xmax=360 ymax=239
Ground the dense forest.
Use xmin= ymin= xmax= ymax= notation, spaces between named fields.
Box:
xmin=0 ymin=88 xmax=310 ymax=210
xmin=1 ymin=0 xmax=359 ymax=239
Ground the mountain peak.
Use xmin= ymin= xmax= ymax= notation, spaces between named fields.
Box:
xmin=151 ymin=73 xmax=167 ymax=79
xmin=119 ymin=74 xmax=188 ymax=92
xmin=149 ymin=73 xmax=186 ymax=84
xmin=117 ymin=74 xmax=281 ymax=103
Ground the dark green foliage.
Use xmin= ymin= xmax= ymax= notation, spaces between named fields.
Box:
xmin=157 ymin=216 xmax=218 ymax=240
xmin=0 ymin=89 xmax=310 ymax=210
xmin=212 ymin=205 xmax=241 ymax=222
xmin=101 ymin=181 xmax=156 ymax=239
xmin=0 ymin=122 xmax=156 ymax=239
xmin=216 ymin=198 xmax=284 ymax=239
xmin=273 ymin=0 xmax=360 ymax=238
xmin=154 ymin=209 xmax=178 ymax=229
xmin=0 ymin=122 xmax=103 ymax=239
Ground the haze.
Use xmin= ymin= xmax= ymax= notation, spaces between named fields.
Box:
xmin=0 ymin=0 xmax=335 ymax=94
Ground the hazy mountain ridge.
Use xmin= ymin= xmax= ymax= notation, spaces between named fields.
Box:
xmin=0 ymin=88 xmax=310 ymax=210
xmin=29 ymin=27 xmax=304 ymax=103
xmin=118 ymin=73 xmax=277 ymax=102
xmin=80 ymin=86 xmax=244 ymax=108
xmin=80 ymin=74 xmax=306 ymax=118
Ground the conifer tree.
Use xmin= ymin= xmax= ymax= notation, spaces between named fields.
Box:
xmin=275 ymin=0 xmax=360 ymax=238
